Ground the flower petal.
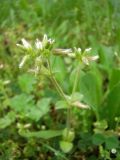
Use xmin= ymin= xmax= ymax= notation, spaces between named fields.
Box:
xmin=21 ymin=38 xmax=31 ymax=49
xmin=35 ymin=39 xmax=43 ymax=50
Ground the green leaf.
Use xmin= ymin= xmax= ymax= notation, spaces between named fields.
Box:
xmin=51 ymin=57 xmax=67 ymax=84
xmin=69 ymin=68 xmax=85 ymax=89
xmin=99 ymin=45 xmax=114 ymax=74
xmin=80 ymin=71 xmax=102 ymax=111
xmin=37 ymin=98 xmax=51 ymax=114
xmin=18 ymin=73 xmax=36 ymax=93
xmin=103 ymin=82 xmax=120 ymax=127
xmin=10 ymin=94 xmax=51 ymax=121
xmin=27 ymin=98 xmax=51 ymax=121
xmin=94 ymin=120 xmax=108 ymax=133
xmin=0 ymin=111 xmax=16 ymax=129
xmin=105 ymin=136 xmax=119 ymax=150
xmin=92 ymin=133 xmax=105 ymax=145
xmin=109 ymin=68 xmax=120 ymax=90
xmin=55 ymin=100 xmax=68 ymax=110
xmin=19 ymin=129 xmax=62 ymax=139
xmin=71 ymin=92 xmax=83 ymax=102
xmin=9 ymin=94 xmax=34 ymax=112
xmin=78 ymin=133 xmax=92 ymax=151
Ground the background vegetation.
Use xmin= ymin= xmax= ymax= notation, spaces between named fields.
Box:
xmin=0 ymin=0 xmax=120 ymax=159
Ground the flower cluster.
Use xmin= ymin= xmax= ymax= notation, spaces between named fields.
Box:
xmin=53 ymin=47 xmax=99 ymax=65
xmin=17 ymin=34 xmax=55 ymax=51
xmin=17 ymin=34 xmax=55 ymax=71
xmin=17 ymin=34 xmax=99 ymax=74
xmin=74 ymin=47 xmax=99 ymax=65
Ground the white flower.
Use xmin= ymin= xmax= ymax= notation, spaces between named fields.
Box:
xmin=35 ymin=39 xmax=43 ymax=50
xmin=77 ymin=48 xmax=82 ymax=53
xmin=88 ymin=55 xmax=99 ymax=61
xmin=54 ymin=48 xmax=72 ymax=54
xmin=72 ymin=101 xmax=90 ymax=109
xmin=53 ymin=48 xmax=75 ymax=58
xmin=21 ymin=38 xmax=31 ymax=49
xmin=74 ymin=47 xmax=81 ymax=52
xmin=43 ymin=34 xmax=48 ymax=41
xmin=48 ymin=38 xmax=55 ymax=44
xmin=82 ymin=57 xmax=89 ymax=65
xmin=42 ymin=34 xmax=55 ymax=47
xmin=17 ymin=38 xmax=31 ymax=49
xmin=61 ymin=49 xmax=72 ymax=53
xmin=85 ymin=48 xmax=92 ymax=52
xmin=82 ymin=55 xmax=99 ymax=65
xmin=74 ymin=47 xmax=82 ymax=55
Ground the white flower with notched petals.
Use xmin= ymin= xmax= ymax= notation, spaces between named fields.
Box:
xmin=16 ymin=38 xmax=31 ymax=49
xmin=21 ymin=38 xmax=31 ymax=48
xmin=35 ymin=39 xmax=43 ymax=50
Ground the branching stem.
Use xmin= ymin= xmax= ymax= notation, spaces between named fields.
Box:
xmin=47 ymin=59 xmax=81 ymax=132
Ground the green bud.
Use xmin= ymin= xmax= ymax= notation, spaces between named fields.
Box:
xmin=62 ymin=128 xmax=75 ymax=142
xmin=59 ymin=140 xmax=73 ymax=153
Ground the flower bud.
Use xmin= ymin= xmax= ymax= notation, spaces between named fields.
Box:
xmin=62 ymin=128 xmax=75 ymax=142
xmin=60 ymin=140 xmax=73 ymax=153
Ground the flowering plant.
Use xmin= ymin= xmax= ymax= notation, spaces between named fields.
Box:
xmin=17 ymin=34 xmax=99 ymax=153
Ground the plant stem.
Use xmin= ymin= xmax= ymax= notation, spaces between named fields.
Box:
xmin=40 ymin=141 xmax=68 ymax=160
xmin=72 ymin=65 xmax=81 ymax=96
xmin=47 ymin=60 xmax=81 ymax=131
xmin=66 ymin=65 xmax=81 ymax=130
xmin=47 ymin=59 xmax=72 ymax=131
xmin=47 ymin=59 xmax=68 ymax=103
xmin=66 ymin=106 xmax=71 ymax=130
xmin=67 ymin=65 xmax=80 ymax=131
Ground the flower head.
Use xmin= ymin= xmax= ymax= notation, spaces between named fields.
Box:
xmin=35 ymin=39 xmax=43 ymax=50
xmin=42 ymin=34 xmax=55 ymax=48
xmin=74 ymin=47 xmax=82 ymax=54
xmin=16 ymin=38 xmax=32 ymax=50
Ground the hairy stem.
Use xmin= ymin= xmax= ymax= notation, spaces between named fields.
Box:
xmin=47 ymin=59 xmax=68 ymax=103
xmin=67 ymin=65 xmax=81 ymax=129
xmin=72 ymin=65 xmax=81 ymax=96
xmin=47 ymin=59 xmax=81 ymax=131
xmin=47 ymin=59 xmax=72 ymax=131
